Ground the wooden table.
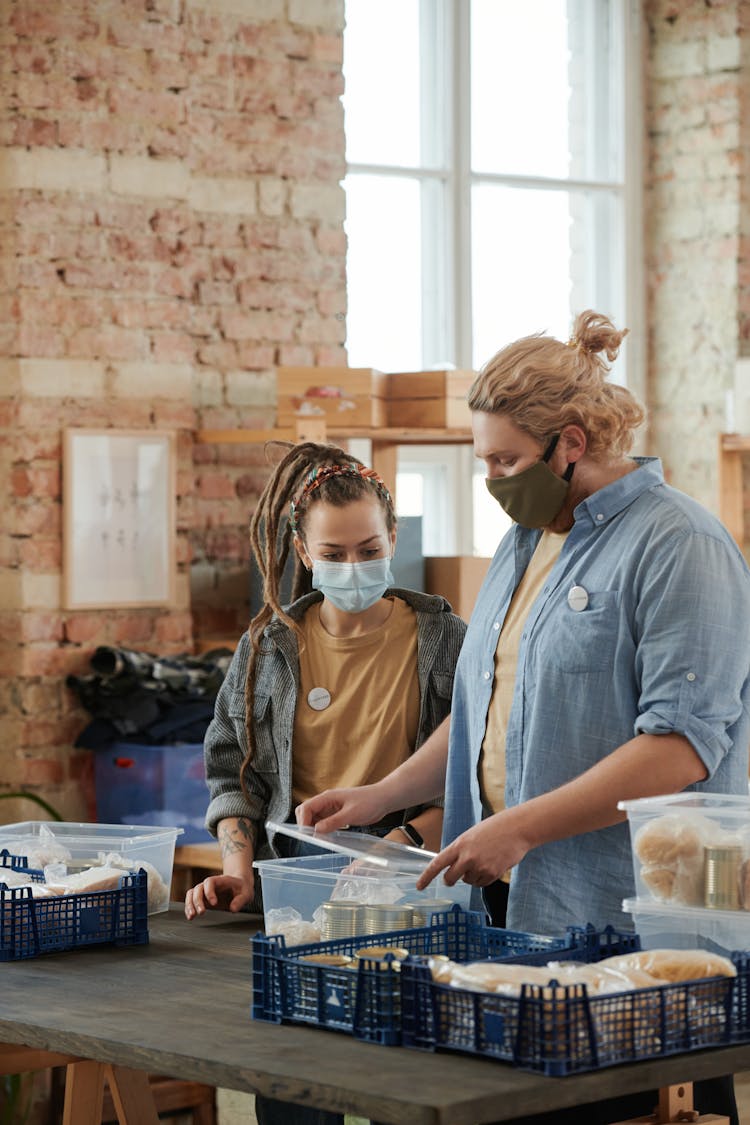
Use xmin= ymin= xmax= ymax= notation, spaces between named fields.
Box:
xmin=1 ymin=907 xmax=749 ymax=1124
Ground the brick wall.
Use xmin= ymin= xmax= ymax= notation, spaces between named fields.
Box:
xmin=644 ymin=0 xmax=747 ymax=511
xmin=0 ymin=0 xmax=346 ymax=820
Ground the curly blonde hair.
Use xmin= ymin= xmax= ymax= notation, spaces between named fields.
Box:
xmin=468 ymin=310 xmax=645 ymax=458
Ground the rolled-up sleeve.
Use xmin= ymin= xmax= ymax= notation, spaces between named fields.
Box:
xmin=633 ymin=530 xmax=750 ymax=776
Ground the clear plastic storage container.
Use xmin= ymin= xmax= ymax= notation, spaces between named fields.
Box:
xmin=619 ymin=793 xmax=750 ymax=953
xmin=0 ymin=821 xmax=183 ymax=914
xmin=623 ymin=895 xmax=750 ymax=954
xmin=254 ymin=821 xmax=473 ymax=941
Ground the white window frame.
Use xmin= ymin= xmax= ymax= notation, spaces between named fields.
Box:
xmin=345 ymin=1 xmax=645 ymax=549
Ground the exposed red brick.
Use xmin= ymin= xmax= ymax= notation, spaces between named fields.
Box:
xmin=64 ymin=614 xmax=107 ymax=645
xmin=18 ymin=538 xmax=62 ymax=571
xmin=111 ymin=615 xmax=155 ymax=646
xmin=21 ymin=756 xmax=65 ymax=784
xmin=196 ymin=471 xmax=237 ymax=500
xmin=21 ymin=613 xmax=65 ymax=643
xmin=2 ymin=0 xmax=348 ymax=812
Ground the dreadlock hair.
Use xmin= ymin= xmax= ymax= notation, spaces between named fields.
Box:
xmin=240 ymin=441 xmax=396 ymax=799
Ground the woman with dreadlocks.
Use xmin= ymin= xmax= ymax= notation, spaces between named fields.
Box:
xmin=184 ymin=441 xmax=466 ymax=923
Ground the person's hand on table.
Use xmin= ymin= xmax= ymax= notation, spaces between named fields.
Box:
xmin=295 ymin=784 xmax=389 ymax=835
xmin=415 ymin=814 xmax=530 ymax=891
xmin=184 ymin=873 xmax=254 ymax=920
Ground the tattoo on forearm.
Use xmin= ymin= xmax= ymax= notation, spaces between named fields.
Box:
xmin=218 ymin=818 xmax=257 ymax=859
xmin=236 ymin=818 xmax=255 ymax=843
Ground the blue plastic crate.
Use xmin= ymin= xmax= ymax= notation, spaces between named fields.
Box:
xmin=399 ymin=934 xmax=750 ymax=1076
xmin=0 ymin=849 xmax=43 ymax=878
xmin=0 ymin=852 xmax=149 ymax=961
xmin=252 ymin=904 xmax=586 ymax=1046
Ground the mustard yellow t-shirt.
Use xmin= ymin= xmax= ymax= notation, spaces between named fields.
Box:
xmin=479 ymin=530 xmax=570 ymax=816
xmin=292 ymin=596 xmax=420 ymax=805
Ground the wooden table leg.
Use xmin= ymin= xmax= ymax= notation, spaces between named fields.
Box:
xmin=610 ymin=1080 xmax=730 ymax=1123
xmin=105 ymin=1064 xmax=160 ymax=1125
xmin=62 ymin=1061 xmax=106 ymax=1125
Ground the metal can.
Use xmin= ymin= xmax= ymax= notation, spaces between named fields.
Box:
xmin=353 ymin=945 xmax=409 ymax=971
xmin=361 ymin=904 xmax=415 ymax=935
xmin=319 ymin=901 xmax=363 ymax=940
xmin=704 ymin=844 xmax=742 ymax=910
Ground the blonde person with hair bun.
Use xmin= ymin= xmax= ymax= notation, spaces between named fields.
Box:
xmin=299 ymin=311 xmax=750 ymax=1125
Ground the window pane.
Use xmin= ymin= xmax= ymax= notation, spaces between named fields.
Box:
xmin=345 ymin=175 xmax=422 ymax=370
xmin=471 ymin=183 xmax=623 ymax=369
xmin=344 ymin=0 xmax=421 ymax=167
xmin=396 ymin=472 xmax=423 ymax=517
xmin=471 ymin=0 xmax=622 ymax=182
xmin=473 ymin=468 xmax=511 ymax=556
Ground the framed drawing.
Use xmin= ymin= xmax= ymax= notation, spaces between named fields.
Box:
xmin=63 ymin=429 xmax=176 ymax=609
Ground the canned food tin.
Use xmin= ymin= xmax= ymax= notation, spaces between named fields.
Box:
xmin=299 ymin=953 xmax=354 ymax=966
xmin=704 ymin=844 xmax=742 ymax=910
xmin=319 ymin=901 xmax=363 ymax=940
xmin=354 ymin=945 xmax=410 ymax=962
xmin=361 ymin=904 xmax=414 ymax=935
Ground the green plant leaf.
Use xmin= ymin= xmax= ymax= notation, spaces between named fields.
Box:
xmin=0 ymin=792 xmax=64 ymax=821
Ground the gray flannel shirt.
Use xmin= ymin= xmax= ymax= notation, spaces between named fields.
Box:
xmin=203 ymin=587 xmax=466 ymax=859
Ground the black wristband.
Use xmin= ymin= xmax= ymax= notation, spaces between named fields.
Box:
xmin=398 ymin=822 xmax=425 ymax=849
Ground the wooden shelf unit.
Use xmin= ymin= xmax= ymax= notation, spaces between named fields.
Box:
xmin=718 ymin=433 xmax=750 ymax=547
xmin=195 ymin=423 xmax=474 ymax=500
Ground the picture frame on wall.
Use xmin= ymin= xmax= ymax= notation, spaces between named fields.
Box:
xmin=63 ymin=429 xmax=176 ymax=609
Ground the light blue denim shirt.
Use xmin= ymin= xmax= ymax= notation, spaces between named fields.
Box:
xmin=443 ymin=458 xmax=750 ymax=935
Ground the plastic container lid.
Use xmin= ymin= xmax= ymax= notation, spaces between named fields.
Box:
xmin=265 ymin=819 xmax=436 ymax=875
xmin=618 ymin=794 xmax=750 ymax=818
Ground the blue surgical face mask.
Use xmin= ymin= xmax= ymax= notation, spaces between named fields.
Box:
xmin=311 ymin=556 xmax=394 ymax=614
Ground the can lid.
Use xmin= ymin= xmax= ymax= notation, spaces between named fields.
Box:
xmin=265 ymin=819 xmax=436 ymax=874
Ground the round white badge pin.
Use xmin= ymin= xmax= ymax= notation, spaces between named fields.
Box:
xmin=567 ymin=585 xmax=589 ymax=612
xmin=308 ymin=687 xmax=331 ymax=711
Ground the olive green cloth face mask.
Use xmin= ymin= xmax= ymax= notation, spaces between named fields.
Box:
xmin=485 ymin=435 xmax=574 ymax=529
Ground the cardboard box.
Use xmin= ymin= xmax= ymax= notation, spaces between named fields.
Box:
xmin=276 ymin=366 xmax=387 ymax=429
xmin=383 ymin=370 xmax=475 ymax=429
xmin=424 ymin=555 xmax=491 ymax=621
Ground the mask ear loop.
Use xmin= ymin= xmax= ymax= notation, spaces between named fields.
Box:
xmin=543 ymin=433 xmax=575 ymax=482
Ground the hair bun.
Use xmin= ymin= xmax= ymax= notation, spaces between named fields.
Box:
xmin=569 ymin=310 xmax=628 ymax=364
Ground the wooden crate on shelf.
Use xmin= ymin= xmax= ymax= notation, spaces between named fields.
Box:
xmin=276 ymin=366 xmax=387 ymax=428
xmin=425 ymin=555 xmax=491 ymax=621
xmin=382 ymin=370 xmax=476 ymax=429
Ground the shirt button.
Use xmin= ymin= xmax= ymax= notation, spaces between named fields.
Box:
xmin=483 ymin=671 xmax=491 ymax=681
xmin=595 ymin=513 xmax=604 ymax=522
xmin=493 ymin=621 xmax=500 ymax=631
xmin=686 ymin=672 xmax=696 ymax=682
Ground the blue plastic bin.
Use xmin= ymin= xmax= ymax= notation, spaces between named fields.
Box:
xmin=252 ymin=904 xmax=594 ymax=1046
xmin=94 ymin=741 xmax=211 ymax=844
xmin=0 ymin=850 xmax=149 ymax=960
xmin=399 ymin=932 xmax=750 ymax=1076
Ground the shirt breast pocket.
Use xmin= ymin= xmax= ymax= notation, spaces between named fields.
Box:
xmin=228 ymin=689 xmax=279 ymax=774
xmin=545 ymin=589 xmax=621 ymax=674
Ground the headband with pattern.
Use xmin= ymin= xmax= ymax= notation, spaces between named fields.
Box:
xmin=289 ymin=463 xmax=392 ymax=532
